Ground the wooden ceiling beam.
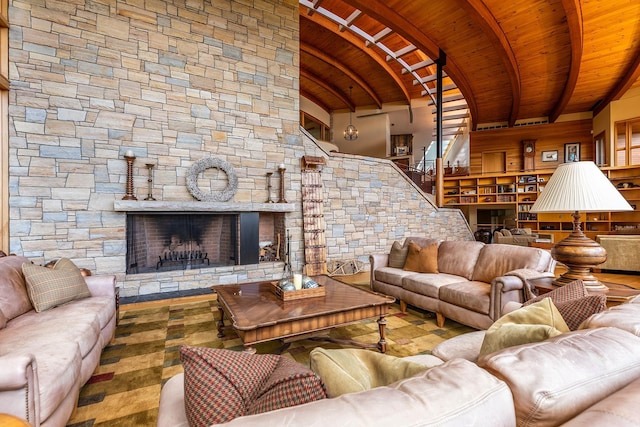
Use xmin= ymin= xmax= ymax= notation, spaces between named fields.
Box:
xmin=300 ymin=11 xmax=412 ymax=106
xmin=459 ymin=0 xmax=520 ymax=127
xmin=300 ymin=69 xmax=355 ymax=111
xmin=549 ymin=0 xmax=583 ymax=123
xmin=301 ymin=42 xmax=383 ymax=109
xmin=594 ymin=47 xmax=640 ymax=116
xmin=300 ymin=89 xmax=331 ymax=113
xmin=340 ymin=0 xmax=479 ymax=130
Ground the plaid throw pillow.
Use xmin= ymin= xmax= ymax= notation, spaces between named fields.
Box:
xmin=248 ymin=355 xmax=328 ymax=414
xmin=523 ymin=280 xmax=606 ymax=330
xmin=180 ymin=346 xmax=327 ymax=427
xmin=22 ymin=258 xmax=91 ymax=312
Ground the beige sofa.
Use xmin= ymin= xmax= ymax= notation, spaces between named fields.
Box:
xmin=0 ymin=255 xmax=117 ymax=427
xmin=493 ymin=227 xmax=554 ymax=246
xmin=157 ymin=298 xmax=640 ymax=426
xmin=369 ymin=238 xmax=556 ymax=330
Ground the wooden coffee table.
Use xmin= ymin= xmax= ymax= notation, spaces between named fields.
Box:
xmin=212 ymin=275 xmax=395 ymax=353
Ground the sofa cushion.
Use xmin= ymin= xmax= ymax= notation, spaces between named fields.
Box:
xmin=437 ymin=240 xmax=485 ymax=280
xmin=580 ymin=302 xmax=640 ymax=336
xmin=431 ymin=330 xmax=486 ymax=362
xmin=1 ymin=306 xmax=102 ymax=358
xmin=402 ymin=273 xmax=466 ymax=299
xmin=388 ymin=240 xmax=409 ymax=268
xmin=403 ymin=241 xmax=439 ymax=273
xmin=403 ymin=236 xmax=440 ymax=249
xmin=309 ymin=347 xmax=431 ymax=397
xmin=472 ymin=244 xmax=550 ymax=283
xmin=480 ymin=327 xmax=640 ymax=426
xmin=479 ymin=299 xmax=570 ymax=358
xmin=22 ymin=259 xmax=91 ymax=312
xmin=179 ymin=346 xmax=326 ymax=427
xmin=523 ymin=279 xmax=606 ymax=330
xmin=374 ymin=267 xmax=416 ymax=287
xmin=0 ymin=255 xmax=33 ymax=320
xmin=561 ymin=376 xmax=640 ymax=427
xmin=439 ymin=280 xmax=491 ymax=315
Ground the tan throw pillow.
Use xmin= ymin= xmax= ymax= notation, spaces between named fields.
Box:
xmin=479 ymin=298 xmax=569 ymax=359
xmin=22 ymin=258 xmax=91 ymax=312
xmin=403 ymin=241 xmax=439 ymax=273
xmin=388 ymin=240 xmax=409 ymax=268
xmin=309 ymin=347 xmax=429 ymax=397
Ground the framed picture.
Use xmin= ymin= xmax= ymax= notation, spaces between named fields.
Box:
xmin=541 ymin=150 xmax=558 ymax=162
xmin=525 ymin=184 xmax=536 ymax=192
xmin=564 ymin=143 xmax=580 ymax=162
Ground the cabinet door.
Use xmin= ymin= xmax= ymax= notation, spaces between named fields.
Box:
xmin=482 ymin=152 xmax=506 ymax=174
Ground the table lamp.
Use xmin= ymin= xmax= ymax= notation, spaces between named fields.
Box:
xmin=529 ymin=161 xmax=632 ymax=290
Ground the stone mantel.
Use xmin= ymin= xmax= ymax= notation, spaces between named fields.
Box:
xmin=114 ymin=200 xmax=296 ymax=213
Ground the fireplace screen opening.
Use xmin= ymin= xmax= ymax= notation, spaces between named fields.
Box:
xmin=126 ymin=212 xmax=285 ymax=274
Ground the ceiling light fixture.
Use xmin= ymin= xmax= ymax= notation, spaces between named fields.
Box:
xmin=344 ymin=86 xmax=358 ymax=140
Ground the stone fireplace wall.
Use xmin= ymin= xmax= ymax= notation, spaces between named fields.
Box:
xmin=8 ymin=0 xmax=473 ymax=297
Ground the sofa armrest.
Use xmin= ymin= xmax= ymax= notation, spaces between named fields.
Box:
xmin=369 ymin=254 xmax=389 ymax=289
xmin=84 ymin=274 xmax=116 ymax=298
xmin=0 ymin=353 xmax=39 ymax=423
xmin=489 ymin=270 xmax=554 ymax=320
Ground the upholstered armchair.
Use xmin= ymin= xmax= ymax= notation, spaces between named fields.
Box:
xmin=493 ymin=228 xmax=554 ymax=246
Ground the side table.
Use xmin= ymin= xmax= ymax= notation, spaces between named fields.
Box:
xmin=527 ymin=277 xmax=640 ymax=307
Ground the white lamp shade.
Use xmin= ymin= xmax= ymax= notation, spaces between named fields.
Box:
xmin=530 ymin=161 xmax=632 ymax=213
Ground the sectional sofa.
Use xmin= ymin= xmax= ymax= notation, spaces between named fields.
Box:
xmin=369 ymin=237 xmax=556 ymax=330
xmin=157 ymin=295 xmax=640 ymax=426
xmin=0 ymin=255 xmax=117 ymax=427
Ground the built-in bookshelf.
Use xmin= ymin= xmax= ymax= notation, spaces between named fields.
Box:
xmin=443 ymin=166 xmax=640 ymax=240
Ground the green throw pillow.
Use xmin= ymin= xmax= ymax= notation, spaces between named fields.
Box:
xmin=309 ymin=347 xmax=429 ymax=397
xmin=22 ymin=258 xmax=91 ymax=312
xmin=479 ymin=298 xmax=569 ymax=358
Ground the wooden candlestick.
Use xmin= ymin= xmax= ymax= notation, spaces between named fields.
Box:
xmin=266 ymin=172 xmax=274 ymax=203
xmin=123 ymin=154 xmax=137 ymax=200
xmin=278 ymin=166 xmax=287 ymax=203
xmin=144 ymin=163 xmax=156 ymax=201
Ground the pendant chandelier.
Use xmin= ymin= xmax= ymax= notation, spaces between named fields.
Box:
xmin=344 ymin=86 xmax=358 ymax=140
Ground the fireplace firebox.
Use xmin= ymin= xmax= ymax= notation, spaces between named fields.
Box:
xmin=125 ymin=212 xmax=284 ymax=274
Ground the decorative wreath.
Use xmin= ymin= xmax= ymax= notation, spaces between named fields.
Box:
xmin=186 ymin=157 xmax=238 ymax=202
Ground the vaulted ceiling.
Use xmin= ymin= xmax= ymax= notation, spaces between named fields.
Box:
xmin=299 ymin=0 xmax=640 ymax=130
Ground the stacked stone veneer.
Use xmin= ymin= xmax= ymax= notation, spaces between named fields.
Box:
xmin=7 ymin=0 xmax=472 ymax=297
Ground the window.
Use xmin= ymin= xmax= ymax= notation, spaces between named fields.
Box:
xmin=614 ymin=117 xmax=640 ymax=166
xmin=300 ymin=112 xmax=330 ymax=141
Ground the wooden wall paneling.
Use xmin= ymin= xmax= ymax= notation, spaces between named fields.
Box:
xmin=469 ymin=120 xmax=594 ymax=174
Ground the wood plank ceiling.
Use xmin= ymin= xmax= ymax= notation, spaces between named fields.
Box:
xmin=300 ymin=0 xmax=640 ymax=130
